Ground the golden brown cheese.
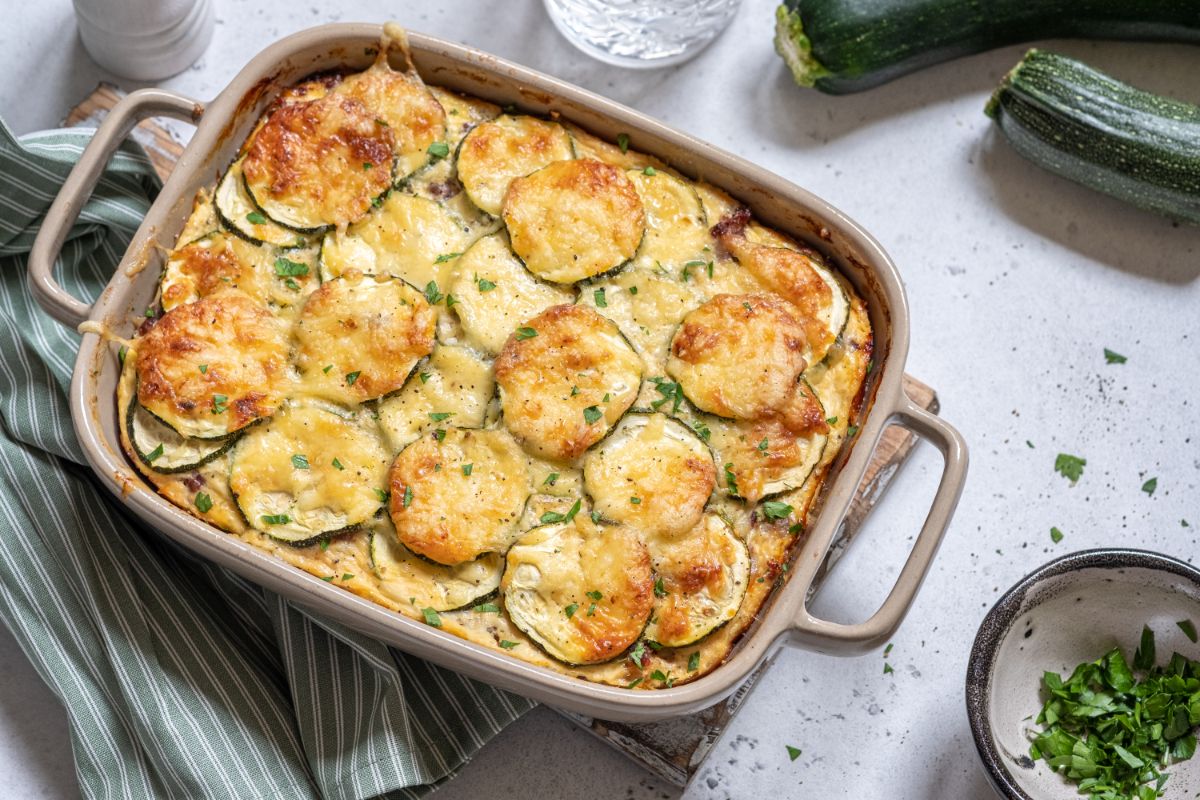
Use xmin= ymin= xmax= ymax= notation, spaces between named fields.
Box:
xmin=502 ymin=517 xmax=653 ymax=665
xmin=387 ymin=427 xmax=530 ymax=565
xmin=161 ymin=233 xmax=317 ymax=311
xmin=457 ymin=115 xmax=575 ymax=215
xmin=708 ymin=412 xmax=827 ymax=503
xmin=625 ymin=168 xmax=709 ymax=271
xmin=503 ymin=158 xmax=645 ymax=284
xmin=375 ymin=345 xmax=495 ymax=452
xmin=294 ymin=272 xmax=435 ymax=404
xmin=243 ymin=93 xmax=395 ymax=230
xmin=135 ymin=290 xmax=291 ymax=438
xmin=368 ymin=516 xmax=503 ymax=611
xmin=495 ymin=304 xmax=642 ymax=461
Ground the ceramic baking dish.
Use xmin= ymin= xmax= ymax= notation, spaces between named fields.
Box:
xmin=28 ymin=23 xmax=967 ymax=722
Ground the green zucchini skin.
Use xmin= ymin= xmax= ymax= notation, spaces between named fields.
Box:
xmin=774 ymin=0 xmax=1200 ymax=94
xmin=987 ymin=49 xmax=1200 ymax=224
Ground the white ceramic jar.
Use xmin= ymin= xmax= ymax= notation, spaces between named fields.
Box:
xmin=73 ymin=0 xmax=215 ymax=80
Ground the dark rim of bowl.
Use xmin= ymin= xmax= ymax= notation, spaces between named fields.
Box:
xmin=964 ymin=548 xmax=1200 ymax=800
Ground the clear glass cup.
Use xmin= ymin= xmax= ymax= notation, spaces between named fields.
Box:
xmin=543 ymin=0 xmax=744 ymax=69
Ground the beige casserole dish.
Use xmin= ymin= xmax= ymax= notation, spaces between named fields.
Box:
xmin=29 ymin=23 xmax=967 ymax=722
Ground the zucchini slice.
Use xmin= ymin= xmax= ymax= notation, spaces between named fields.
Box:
xmin=295 ymin=272 xmax=435 ymax=405
xmin=135 ymin=291 xmax=292 ymax=439
xmin=503 ymin=158 xmax=645 ymax=284
xmin=495 ymin=304 xmax=643 ymax=462
xmin=643 ymin=512 xmax=750 ymax=648
xmin=582 ymin=412 xmax=715 ymax=538
xmin=178 ymin=189 xmax=220 ymax=247
xmin=229 ymin=403 xmax=390 ymax=545
xmin=125 ymin=395 xmax=234 ymax=474
xmin=666 ymin=293 xmax=811 ymax=426
xmin=577 ymin=268 xmax=701 ymax=368
xmin=707 ymin=402 xmax=829 ymax=503
xmin=387 ymin=427 xmax=531 ymax=565
xmin=214 ymin=158 xmax=311 ymax=247
xmin=456 ymin=115 xmax=575 ymax=215
xmin=333 ymin=58 xmax=447 ymax=182
xmin=502 ymin=517 xmax=653 ymax=665
xmin=242 ymin=93 xmax=396 ymax=231
xmin=376 ymin=344 xmax=495 ymax=453
xmin=318 ymin=193 xmax=470 ymax=289
xmin=429 ymin=86 xmax=500 ymax=153
xmin=625 ymin=168 xmax=709 ymax=271
xmin=448 ymin=233 xmax=573 ymax=356
xmin=368 ymin=520 xmax=503 ymax=612
xmin=160 ymin=232 xmax=319 ymax=311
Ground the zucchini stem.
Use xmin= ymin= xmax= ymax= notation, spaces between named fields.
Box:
xmin=773 ymin=5 xmax=831 ymax=88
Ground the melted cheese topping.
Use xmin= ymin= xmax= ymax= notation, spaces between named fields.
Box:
xmin=457 ymin=115 xmax=575 ymax=215
xmin=583 ymin=413 xmax=715 ymax=537
xmin=578 ymin=267 xmax=701 ymax=371
xmin=503 ymin=158 xmax=645 ymax=284
xmin=503 ymin=517 xmax=653 ymax=665
xmin=388 ymin=427 xmax=530 ymax=565
xmin=625 ymin=168 xmax=709 ymax=271
xmin=449 ymin=234 xmax=573 ymax=355
xmin=136 ymin=290 xmax=291 ymax=438
xmin=708 ymin=412 xmax=827 ymax=503
xmin=243 ymin=93 xmax=395 ymax=230
xmin=334 ymin=60 xmax=446 ymax=180
xmin=376 ymin=344 xmax=495 ymax=452
xmin=161 ymin=232 xmax=318 ymax=311
xmin=495 ymin=304 xmax=642 ymax=461
xmin=368 ymin=517 xmax=503 ymax=611
xmin=230 ymin=402 xmax=389 ymax=542
xmin=295 ymin=272 xmax=435 ymax=405
xmin=214 ymin=158 xmax=312 ymax=248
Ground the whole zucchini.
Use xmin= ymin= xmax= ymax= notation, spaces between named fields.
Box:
xmin=987 ymin=49 xmax=1200 ymax=224
xmin=774 ymin=0 xmax=1200 ymax=94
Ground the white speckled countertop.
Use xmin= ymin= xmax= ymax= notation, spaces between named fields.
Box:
xmin=2 ymin=1 xmax=1198 ymax=797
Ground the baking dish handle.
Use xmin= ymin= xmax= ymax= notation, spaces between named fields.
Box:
xmin=28 ymin=89 xmax=203 ymax=328
xmin=785 ymin=395 xmax=968 ymax=655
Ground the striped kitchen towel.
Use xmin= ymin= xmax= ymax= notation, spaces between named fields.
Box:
xmin=0 ymin=118 xmax=533 ymax=799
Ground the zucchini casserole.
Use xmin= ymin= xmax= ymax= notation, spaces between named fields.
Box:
xmin=115 ymin=31 xmax=873 ymax=689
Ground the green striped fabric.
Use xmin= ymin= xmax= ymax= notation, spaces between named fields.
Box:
xmin=0 ymin=118 xmax=533 ymax=800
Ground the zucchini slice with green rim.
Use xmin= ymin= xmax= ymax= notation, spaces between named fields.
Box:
xmin=376 ymin=344 xmax=495 ymax=453
xmin=242 ymin=92 xmax=396 ymax=231
xmin=577 ymin=267 xmax=701 ymax=368
xmin=448 ymin=233 xmax=573 ymax=356
xmin=318 ymin=193 xmax=471 ymax=289
xmin=643 ymin=511 xmax=749 ymax=648
xmin=502 ymin=516 xmax=653 ymax=665
xmin=229 ymin=403 xmax=390 ymax=546
xmin=495 ymin=303 xmax=643 ymax=462
xmin=706 ymin=400 xmax=828 ymax=503
xmin=215 ymin=157 xmax=311 ymax=247
xmin=294 ymin=272 xmax=436 ymax=405
xmin=387 ymin=427 xmax=531 ymax=565
xmin=456 ymin=114 xmax=575 ymax=215
xmin=367 ymin=518 xmax=503 ymax=612
xmin=503 ymin=158 xmax=645 ymax=284
xmin=126 ymin=396 xmax=234 ymax=474
xmin=582 ymin=412 xmax=715 ymax=538
xmin=625 ymin=168 xmax=709 ymax=271
xmin=160 ymin=231 xmax=319 ymax=311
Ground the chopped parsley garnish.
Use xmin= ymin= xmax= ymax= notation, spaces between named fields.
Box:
xmin=649 ymin=377 xmax=685 ymax=413
xmin=331 ymin=458 xmax=344 ymax=471
xmin=626 ymin=677 xmax=644 ymax=689
xmin=883 ymin=643 xmax=894 ymax=658
xmin=144 ymin=443 xmax=165 ymax=463
xmin=211 ymin=394 xmax=228 ymax=414
xmin=345 ymin=371 xmax=361 ymax=386
xmin=321 ymin=575 xmax=335 ymax=582
xmin=650 ymin=669 xmax=675 ymax=687
xmin=473 ymin=603 xmax=500 ymax=613
xmin=362 ymin=162 xmax=374 ymax=171
xmin=630 ymin=496 xmax=641 ymax=505
xmin=757 ymin=437 xmax=769 ymax=455
xmin=198 ymin=364 xmax=208 ymax=374
xmin=285 ymin=278 xmax=300 ymax=291
xmin=433 ymin=428 xmax=446 ymax=442
xmin=476 ymin=276 xmax=496 ymax=292
xmin=628 ymin=641 xmax=648 ymax=666
xmin=628 ymin=286 xmax=638 ymax=295
xmin=1104 ymin=348 xmax=1128 ymax=364
xmin=825 ymin=416 xmax=838 ymax=425
xmin=587 ymin=603 xmax=597 ymax=616
xmin=616 ymin=133 xmax=630 ymax=154
xmin=515 ymin=326 xmax=537 ymax=340
xmin=342 ymin=573 xmax=354 ymax=581
xmin=246 ymin=211 xmax=267 ymax=225
xmin=194 ymin=492 xmax=212 ymax=513
xmin=273 ymin=256 xmax=309 ymax=277
xmin=423 ymin=280 xmax=444 ymax=305
xmin=422 ymin=607 xmax=441 ymax=627
xmin=590 ymin=510 xmax=602 ymax=524
xmin=428 ymin=412 xmax=454 ymax=422
xmin=642 ymin=166 xmax=657 ymax=176
xmin=323 ymin=364 xmax=333 ymax=373
xmin=846 ymin=424 xmax=859 ymax=437
xmin=723 ymin=463 xmax=740 ymax=497
xmin=569 ymin=385 xmax=580 ymax=397
xmin=462 ymin=463 xmax=473 ymax=476
xmin=761 ymin=501 xmax=793 ymax=521
xmin=118 ymin=345 xmax=128 ymax=365
xmin=1051 ymin=526 xmax=1064 ymax=543
xmin=402 ymin=485 xmax=413 ymax=507
xmin=1028 ymin=628 xmax=1200 ymax=799
xmin=427 ymin=141 xmax=450 ymax=160
xmin=373 ymin=488 xmax=389 ymax=503
xmin=1178 ymin=620 xmax=1198 ymax=644
xmin=564 ymin=603 xmax=579 ymax=618
xmin=883 ymin=662 xmax=894 ymax=675
xmin=786 ymin=745 xmax=802 ymax=762
xmin=419 ymin=372 xmax=431 ymax=383
xmin=1055 ymin=453 xmax=1087 ymax=482
xmin=1026 ymin=440 xmax=1035 ymax=449
xmin=499 ymin=640 xmax=520 ymax=649
xmin=543 ymin=473 xmax=559 ymax=486
xmin=1142 ymin=477 xmax=1158 ymax=496
xmin=690 ymin=419 xmax=711 ymax=442
xmin=434 ymin=252 xmax=461 ymax=264
xmin=291 ymin=454 xmax=310 ymax=470
xmin=593 ymin=287 xmax=607 ymax=307
xmin=586 ymin=590 xmax=602 ymax=601
xmin=260 ymin=514 xmax=290 ymax=525
xmin=688 ymin=651 xmax=701 ymax=672
xmin=540 ymin=499 xmax=582 ymax=525
xmin=583 ymin=406 xmax=603 ymax=424
xmin=653 ymin=577 xmax=666 ymax=598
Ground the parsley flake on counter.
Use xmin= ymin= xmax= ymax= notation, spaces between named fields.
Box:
xmin=1142 ymin=477 xmax=1158 ymax=496
xmin=291 ymin=454 xmax=309 ymax=470
xmin=883 ymin=643 xmax=894 ymax=658
xmin=516 ymin=326 xmax=537 ymax=340
xmin=194 ymin=492 xmax=213 ymax=513
xmin=883 ymin=662 xmax=894 ymax=675
xmin=786 ymin=745 xmax=802 ymax=762
xmin=1026 ymin=440 xmax=1035 ymax=449
xmin=1054 ymin=453 xmax=1087 ymax=482
xmin=1050 ymin=527 xmax=1064 ymax=544
xmin=1104 ymin=348 xmax=1128 ymax=364
xmin=1177 ymin=620 xmax=1198 ymax=644
xmin=421 ymin=607 xmax=441 ymax=627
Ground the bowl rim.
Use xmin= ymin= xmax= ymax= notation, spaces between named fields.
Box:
xmin=965 ymin=548 xmax=1200 ymax=800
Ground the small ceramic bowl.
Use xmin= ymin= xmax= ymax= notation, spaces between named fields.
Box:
xmin=966 ymin=549 xmax=1200 ymax=799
